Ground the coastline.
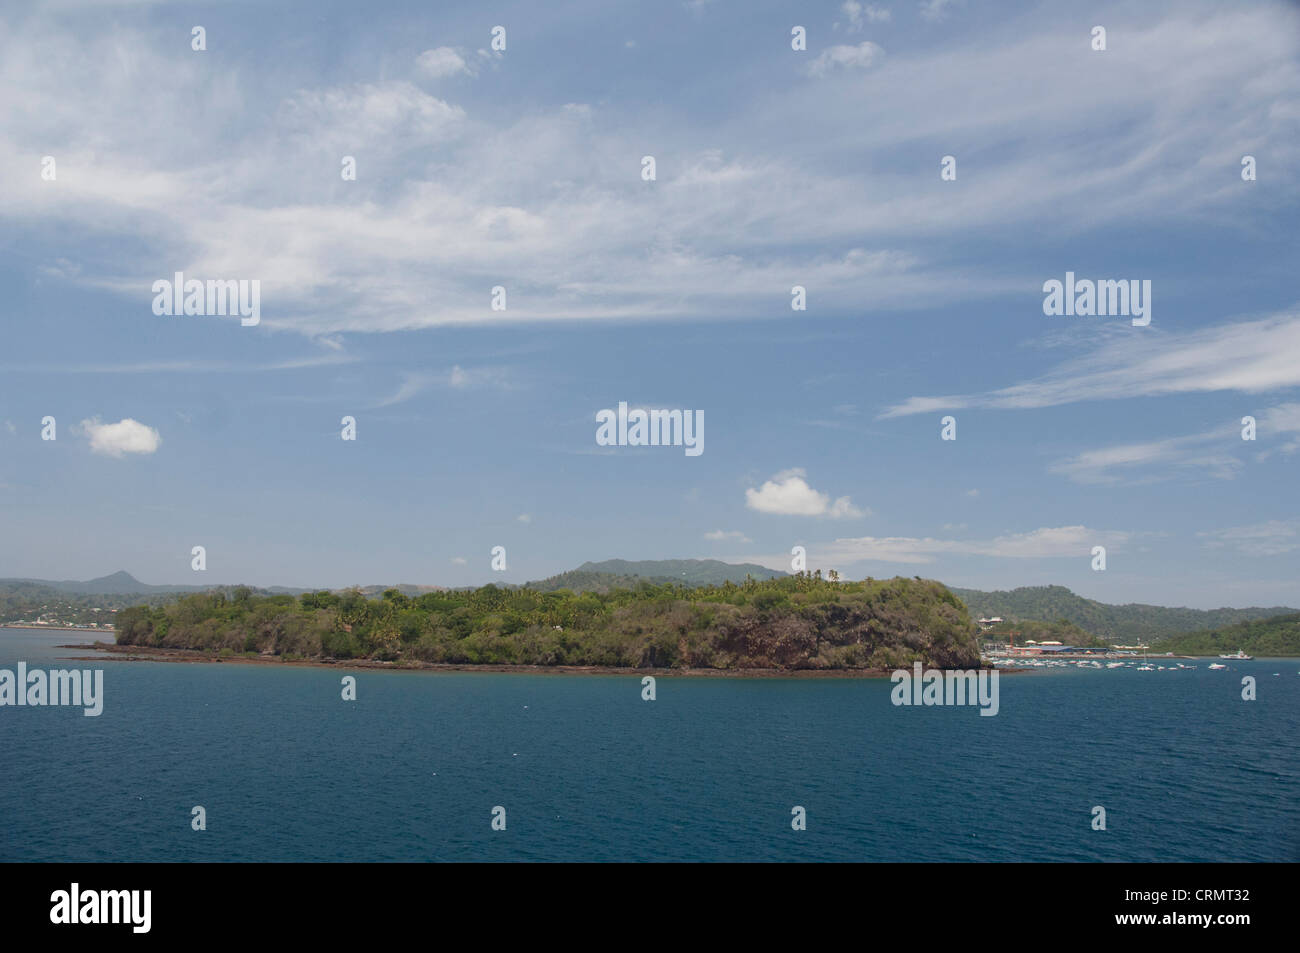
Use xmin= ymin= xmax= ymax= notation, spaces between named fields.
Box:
xmin=4 ymin=624 xmax=115 ymax=633
xmin=55 ymin=641 xmax=1020 ymax=678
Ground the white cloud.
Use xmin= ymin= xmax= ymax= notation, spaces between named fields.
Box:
xmin=415 ymin=47 xmax=471 ymax=79
xmin=1257 ymin=402 xmax=1300 ymax=458
xmin=745 ymin=468 xmax=866 ymax=518
xmin=451 ymin=556 xmax=467 ymax=565
xmin=517 ymin=514 xmax=531 ymax=523
xmin=375 ymin=373 xmax=432 ymax=408
xmin=281 ymin=81 xmax=465 ymax=152
xmin=964 ymin=488 xmax=979 ymax=497
xmin=808 ymin=41 xmax=885 ymax=77
xmin=1050 ymin=431 xmax=1244 ymax=484
xmin=920 ymin=0 xmax=960 ymax=22
xmin=816 ymin=525 xmax=1131 ymax=565
xmin=842 ymin=2 xmax=891 ymax=32
xmin=447 ymin=365 xmax=513 ymax=390
xmin=1 ymin=8 xmax=1297 ymax=337
xmin=705 ymin=529 xmax=752 ymax=543
xmin=1049 ymin=403 xmax=1300 ymax=484
xmin=881 ymin=310 xmax=1300 ymax=418
xmin=0 ymin=355 xmax=356 ymax=376
xmin=1198 ymin=519 xmax=1300 ymax=557
xmin=80 ymin=417 xmax=161 ymax=457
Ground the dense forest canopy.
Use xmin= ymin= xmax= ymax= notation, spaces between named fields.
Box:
xmin=1151 ymin=613 xmax=1300 ymax=656
xmin=951 ymin=584 xmax=1294 ymax=643
xmin=113 ymin=573 xmax=982 ymax=670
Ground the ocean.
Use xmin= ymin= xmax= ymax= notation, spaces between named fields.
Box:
xmin=2 ymin=627 xmax=1296 ymax=862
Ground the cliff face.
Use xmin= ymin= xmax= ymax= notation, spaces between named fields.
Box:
xmin=701 ymin=580 xmax=981 ymax=670
xmin=114 ymin=576 xmax=981 ymax=671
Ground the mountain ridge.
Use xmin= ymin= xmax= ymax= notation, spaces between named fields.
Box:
xmin=949 ymin=583 xmax=1295 ymax=643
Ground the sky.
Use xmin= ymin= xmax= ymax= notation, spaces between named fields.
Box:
xmin=1 ymin=0 xmax=1298 ymax=608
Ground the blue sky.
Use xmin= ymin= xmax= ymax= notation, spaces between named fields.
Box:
xmin=1 ymin=0 xmax=1298 ymax=608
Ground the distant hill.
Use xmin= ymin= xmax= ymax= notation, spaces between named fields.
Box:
xmin=950 ymin=584 xmax=1296 ymax=644
xmin=0 ymin=573 xmax=316 ymax=626
xmin=0 ymin=570 xmax=206 ymax=596
xmin=576 ymin=559 xmax=787 ymax=585
xmin=1153 ymin=612 xmax=1300 ymax=656
xmin=524 ymin=569 xmax=677 ymax=593
xmin=0 ymin=571 xmax=322 ymax=598
xmin=351 ymin=584 xmax=450 ymax=598
xmin=524 ymin=560 xmax=788 ymax=593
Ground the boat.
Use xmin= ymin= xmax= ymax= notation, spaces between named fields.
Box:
xmin=1219 ymin=649 xmax=1253 ymax=660
xmin=1208 ymin=663 xmax=1227 ymax=670
xmin=1136 ymin=664 xmax=1155 ymax=671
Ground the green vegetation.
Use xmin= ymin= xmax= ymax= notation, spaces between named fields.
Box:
xmin=1153 ymin=613 xmax=1300 ymax=657
xmin=952 ymin=585 xmax=1294 ymax=644
xmin=522 ymin=569 xmax=676 ymax=594
xmin=0 ymin=581 xmax=163 ymax=627
xmin=113 ymin=574 xmax=981 ymax=670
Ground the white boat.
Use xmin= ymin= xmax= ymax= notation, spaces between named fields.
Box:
xmin=1219 ymin=649 xmax=1253 ymax=660
xmin=1208 ymin=663 xmax=1227 ymax=670
xmin=1106 ymin=662 xmax=1125 ymax=668
xmin=1136 ymin=664 xmax=1155 ymax=671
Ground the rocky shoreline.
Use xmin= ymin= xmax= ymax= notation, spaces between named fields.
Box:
xmin=57 ymin=641 xmax=1017 ymax=678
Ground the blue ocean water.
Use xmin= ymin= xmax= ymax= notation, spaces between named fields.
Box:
xmin=1 ymin=627 xmax=1296 ymax=862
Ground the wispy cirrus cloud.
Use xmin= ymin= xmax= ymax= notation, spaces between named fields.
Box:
xmin=1256 ymin=403 xmax=1300 ymax=458
xmin=0 ymin=354 xmax=356 ymax=375
xmin=1050 ymin=402 xmax=1300 ymax=484
xmin=881 ymin=310 xmax=1300 ymax=418
xmin=705 ymin=529 xmax=752 ymax=544
xmin=2 ymin=6 xmax=1296 ymax=337
xmin=373 ymin=373 xmax=433 ymax=408
xmin=776 ymin=525 xmax=1132 ymax=567
xmin=1051 ymin=430 xmax=1244 ymax=484
xmin=1198 ymin=519 xmax=1300 ymax=557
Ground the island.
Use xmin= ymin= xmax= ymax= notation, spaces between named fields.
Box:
xmin=109 ymin=573 xmax=982 ymax=672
